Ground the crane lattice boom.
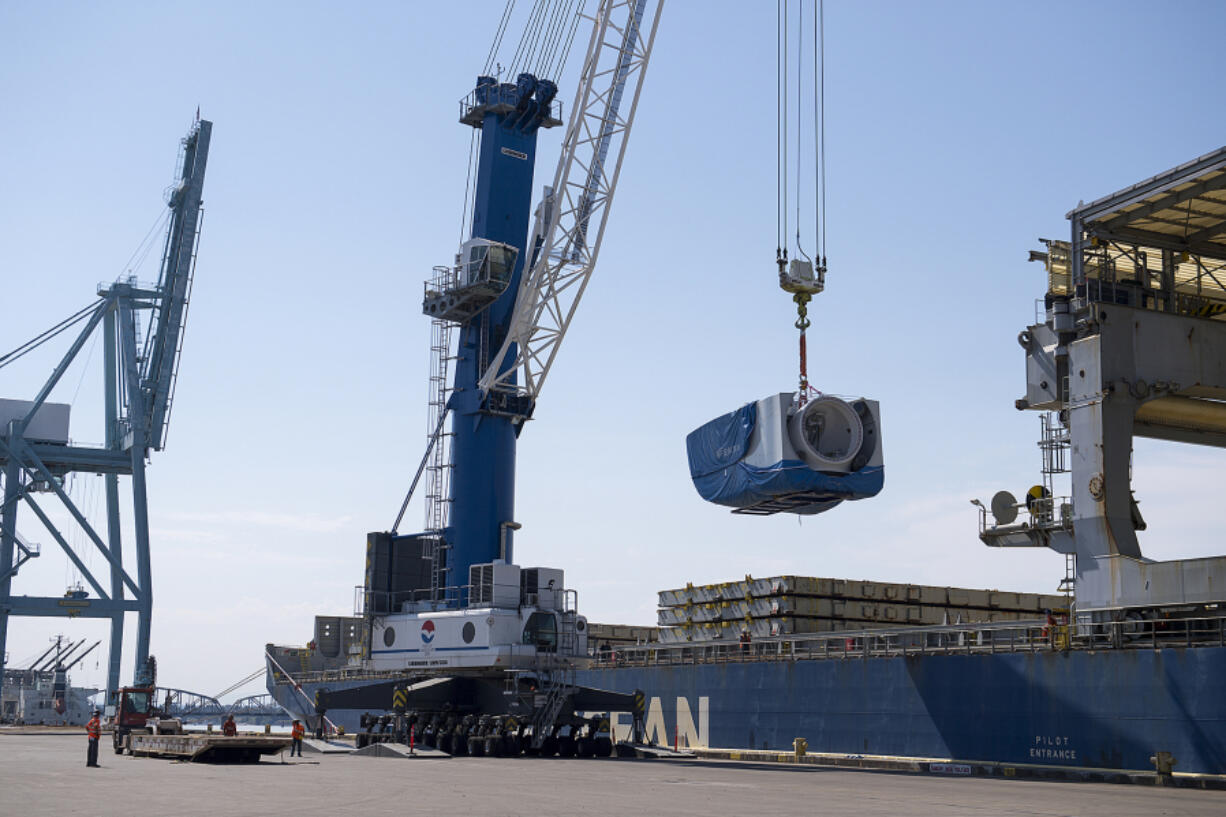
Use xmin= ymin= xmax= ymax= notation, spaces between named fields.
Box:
xmin=478 ymin=0 xmax=663 ymax=409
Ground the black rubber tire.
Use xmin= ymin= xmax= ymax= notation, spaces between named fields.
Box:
xmin=451 ymin=733 xmax=468 ymax=756
xmin=438 ymin=733 xmax=453 ymax=755
xmin=556 ymin=736 xmax=576 ymax=758
xmin=538 ymin=736 xmax=558 ymax=757
xmin=594 ymin=736 xmax=613 ymax=757
xmin=521 ymin=740 xmax=539 ymax=757
xmin=423 ymin=731 xmax=437 ymax=749
xmin=467 ymin=736 xmax=484 ymax=757
xmin=484 ymin=736 xmax=502 ymax=757
xmin=575 ymin=737 xmax=594 ymax=758
xmin=501 ymin=735 xmax=521 ymax=756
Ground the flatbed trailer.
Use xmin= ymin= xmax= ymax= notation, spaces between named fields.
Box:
xmin=126 ymin=733 xmax=292 ymax=763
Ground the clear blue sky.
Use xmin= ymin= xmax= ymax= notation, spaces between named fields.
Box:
xmin=1 ymin=0 xmax=1224 ymax=698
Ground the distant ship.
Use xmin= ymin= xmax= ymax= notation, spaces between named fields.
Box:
xmin=2 ymin=635 xmax=102 ymax=726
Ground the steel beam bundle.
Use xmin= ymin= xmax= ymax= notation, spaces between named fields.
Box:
xmin=655 ymin=575 xmax=1066 ymax=644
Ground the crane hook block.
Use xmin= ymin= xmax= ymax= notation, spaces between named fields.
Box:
xmin=779 ymin=258 xmax=825 ymax=296
xmin=685 ymin=393 xmax=884 ymax=516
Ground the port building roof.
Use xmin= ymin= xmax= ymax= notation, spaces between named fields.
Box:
xmin=1070 ymin=145 xmax=1226 ymax=261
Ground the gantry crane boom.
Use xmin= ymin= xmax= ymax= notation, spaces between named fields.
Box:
xmin=141 ymin=119 xmax=211 ymax=451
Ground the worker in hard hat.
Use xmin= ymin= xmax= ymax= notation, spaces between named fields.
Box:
xmin=290 ymin=719 xmax=305 ymax=757
xmin=85 ymin=709 xmax=101 ymax=767
xmin=222 ymin=714 xmax=237 ymax=737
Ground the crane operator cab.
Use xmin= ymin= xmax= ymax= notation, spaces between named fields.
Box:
xmin=422 ymin=237 xmax=519 ymax=323
xmin=686 ymin=392 xmax=884 ymax=516
xmin=522 ymin=611 xmax=558 ymax=652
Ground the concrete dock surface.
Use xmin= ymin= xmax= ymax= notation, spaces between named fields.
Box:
xmin=2 ymin=732 xmax=1222 ymax=817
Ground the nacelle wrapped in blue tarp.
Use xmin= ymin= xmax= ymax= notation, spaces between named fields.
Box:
xmin=686 ymin=393 xmax=884 ymax=516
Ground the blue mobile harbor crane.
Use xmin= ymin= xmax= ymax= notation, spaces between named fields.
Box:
xmin=303 ymin=1 xmax=668 ymax=757
xmin=438 ymin=71 xmax=559 ymax=599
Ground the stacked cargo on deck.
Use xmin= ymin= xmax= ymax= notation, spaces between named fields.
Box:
xmin=586 ymin=623 xmax=659 ymax=657
xmin=656 ymin=576 xmax=1066 ymax=643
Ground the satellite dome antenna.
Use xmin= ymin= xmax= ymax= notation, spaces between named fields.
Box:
xmin=990 ymin=491 xmax=1019 ymax=525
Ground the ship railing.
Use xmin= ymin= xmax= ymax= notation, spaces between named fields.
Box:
xmin=606 ymin=615 xmax=1226 ymax=667
xmin=1072 ymin=614 xmax=1226 ymax=651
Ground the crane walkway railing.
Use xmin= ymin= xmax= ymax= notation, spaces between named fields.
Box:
xmin=2 ymin=530 xmax=40 ymax=583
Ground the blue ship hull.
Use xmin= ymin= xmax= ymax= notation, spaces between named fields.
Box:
xmin=268 ymin=645 xmax=1226 ymax=775
xmin=575 ymin=646 xmax=1226 ymax=775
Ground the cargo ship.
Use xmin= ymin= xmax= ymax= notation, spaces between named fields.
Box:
xmin=267 ymin=142 xmax=1226 ymax=774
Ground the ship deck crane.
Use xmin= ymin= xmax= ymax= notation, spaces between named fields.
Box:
xmin=0 ymin=116 xmax=212 ymax=699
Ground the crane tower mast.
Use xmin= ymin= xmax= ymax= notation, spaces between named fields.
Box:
xmin=417 ymin=0 xmax=662 ymax=600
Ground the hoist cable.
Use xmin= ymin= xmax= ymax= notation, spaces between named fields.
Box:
xmin=484 ymin=0 xmax=517 ymax=75
xmin=519 ymin=0 xmax=552 ymax=78
xmin=782 ymin=0 xmax=788 ymax=255
xmin=534 ymin=1 xmax=560 ymax=75
xmin=536 ymin=0 xmax=571 ymax=76
xmin=795 ymin=0 xmax=810 ymax=264
xmin=120 ymin=207 xmax=172 ymax=280
xmin=818 ymin=0 xmax=826 ymax=261
xmin=535 ymin=0 xmax=561 ymax=73
xmin=551 ymin=0 xmax=585 ymax=79
xmin=555 ymin=0 xmax=584 ymax=78
xmin=776 ymin=0 xmax=783 ymax=253
xmin=508 ymin=0 xmax=544 ymax=77
xmin=459 ymin=128 xmax=479 ymax=243
xmin=521 ymin=1 xmax=546 ymax=75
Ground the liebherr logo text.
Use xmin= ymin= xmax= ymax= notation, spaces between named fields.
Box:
xmin=501 ymin=147 xmax=528 ymax=160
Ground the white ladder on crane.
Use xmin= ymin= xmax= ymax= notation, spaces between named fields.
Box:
xmin=424 ymin=316 xmax=454 ymax=600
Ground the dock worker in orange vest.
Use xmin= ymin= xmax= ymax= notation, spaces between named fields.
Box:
xmin=86 ymin=709 xmax=101 ymax=767
xmin=290 ymin=719 xmax=305 ymax=756
xmin=222 ymin=714 xmax=237 ymax=736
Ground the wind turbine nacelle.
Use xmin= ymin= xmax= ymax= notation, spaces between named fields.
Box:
xmin=686 ymin=393 xmax=884 ymax=515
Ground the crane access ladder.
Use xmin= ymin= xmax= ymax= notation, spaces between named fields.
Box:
xmin=501 ymin=638 xmax=579 ymax=749
xmin=423 ymin=315 xmax=455 ymax=601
